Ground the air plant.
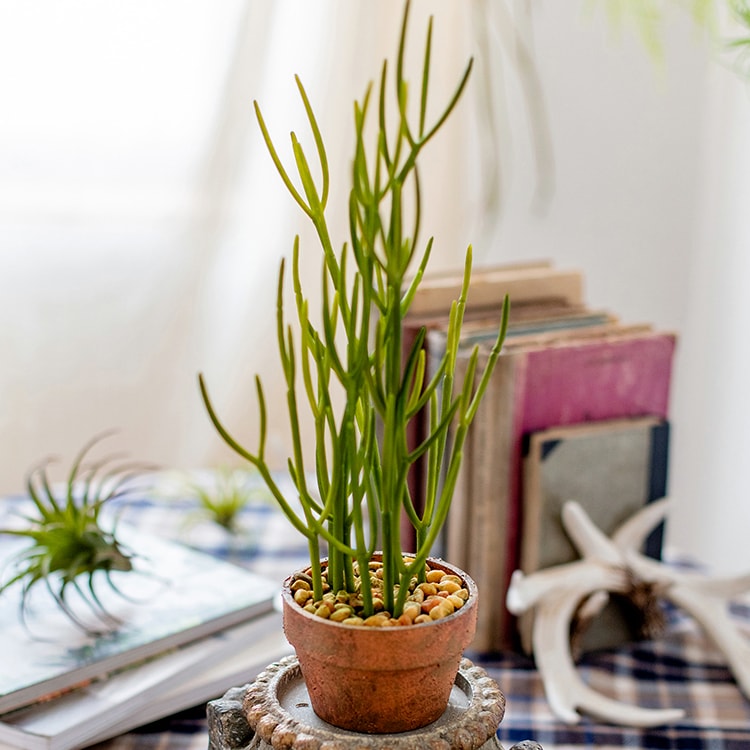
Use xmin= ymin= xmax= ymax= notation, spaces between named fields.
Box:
xmin=0 ymin=433 xmax=149 ymax=635
xmin=182 ymin=467 xmax=267 ymax=534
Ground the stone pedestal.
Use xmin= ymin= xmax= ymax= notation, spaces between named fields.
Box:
xmin=207 ymin=655 xmax=542 ymax=750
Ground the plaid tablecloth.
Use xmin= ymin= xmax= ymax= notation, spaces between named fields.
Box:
xmin=3 ymin=475 xmax=749 ymax=750
xmin=89 ymin=607 xmax=750 ymax=750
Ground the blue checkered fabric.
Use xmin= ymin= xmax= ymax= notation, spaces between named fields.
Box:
xmin=2 ymin=477 xmax=749 ymax=750
xmin=483 ymin=598 xmax=750 ymax=749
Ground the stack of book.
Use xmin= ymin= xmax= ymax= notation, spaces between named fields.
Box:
xmin=403 ymin=260 xmax=676 ymax=654
xmin=0 ymin=518 xmax=293 ymax=750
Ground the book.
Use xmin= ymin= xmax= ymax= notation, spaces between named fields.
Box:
xmin=518 ymin=416 xmax=670 ymax=653
xmin=464 ymin=325 xmax=677 ymax=652
xmin=443 ymin=350 xmax=473 ymax=570
xmin=402 ymin=267 xmax=593 ymax=399
xmin=464 ymin=347 xmax=516 ymax=653
xmin=401 ymin=261 xmax=588 ymax=553
xmin=0 ymin=522 xmax=279 ymax=715
xmin=405 ymin=261 xmax=584 ymax=317
xmin=100 ymin=617 xmax=291 ymax=743
xmin=0 ymin=610 xmax=292 ymax=750
xmin=436 ymin=309 xmax=617 ymax=569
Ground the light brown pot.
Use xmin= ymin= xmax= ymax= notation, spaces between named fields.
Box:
xmin=280 ymin=556 xmax=478 ymax=734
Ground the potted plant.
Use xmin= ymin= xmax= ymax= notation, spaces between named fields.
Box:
xmin=199 ymin=0 xmax=509 ymax=734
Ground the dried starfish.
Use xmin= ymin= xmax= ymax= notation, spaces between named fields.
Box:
xmin=506 ymin=498 xmax=750 ymax=727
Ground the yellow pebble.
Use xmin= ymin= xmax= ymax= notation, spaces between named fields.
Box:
xmin=294 ymin=589 xmax=311 ymax=605
xmin=330 ymin=608 xmax=353 ymax=622
xmin=414 ymin=614 xmax=432 ymax=624
xmin=426 ymin=570 xmax=444 ymax=583
xmin=363 ymin=614 xmax=389 ymax=627
xmin=447 ymin=593 xmax=464 ymax=609
xmin=437 ymin=581 xmax=459 ymax=594
xmin=342 ymin=616 xmax=364 ymax=626
xmin=291 ymin=579 xmax=311 ymax=591
xmin=408 ymin=588 xmax=425 ymax=603
xmin=403 ymin=602 xmax=421 ymax=620
xmin=429 ymin=602 xmax=453 ymax=620
xmin=417 ymin=582 xmax=438 ymax=597
xmin=314 ymin=604 xmax=331 ymax=619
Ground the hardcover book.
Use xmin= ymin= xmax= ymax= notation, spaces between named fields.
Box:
xmin=0 ymin=522 xmax=279 ymax=715
xmin=404 ymin=260 xmax=583 ymax=317
xmin=436 ymin=310 xmax=617 ymax=566
xmin=518 ymin=416 xmax=670 ymax=653
xmin=401 ymin=261 xmax=585 ymax=538
xmin=462 ymin=325 xmax=677 ymax=652
xmin=0 ymin=610 xmax=292 ymax=750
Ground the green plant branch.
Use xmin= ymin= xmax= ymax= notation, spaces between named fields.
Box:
xmin=199 ymin=0 xmax=510 ymax=619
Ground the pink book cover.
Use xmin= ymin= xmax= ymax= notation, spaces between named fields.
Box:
xmin=501 ymin=330 xmax=677 ymax=638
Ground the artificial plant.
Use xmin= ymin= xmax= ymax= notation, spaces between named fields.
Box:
xmin=199 ymin=0 xmax=509 ymax=620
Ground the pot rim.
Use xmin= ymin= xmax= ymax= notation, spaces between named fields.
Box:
xmin=281 ymin=554 xmax=478 ymax=631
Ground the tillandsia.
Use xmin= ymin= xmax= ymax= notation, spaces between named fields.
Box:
xmin=199 ymin=0 xmax=509 ymax=620
xmin=0 ymin=433 xmax=147 ymax=635
xmin=178 ymin=467 xmax=262 ymax=534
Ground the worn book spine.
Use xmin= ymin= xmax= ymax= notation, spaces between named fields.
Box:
xmin=462 ymin=329 xmax=677 ymax=654
xmin=502 ymin=331 xmax=677 ymax=649
xmin=401 ymin=262 xmax=586 ymax=553
xmin=406 ymin=265 xmax=583 ymax=317
xmin=465 ymin=349 xmax=518 ymax=653
xmin=444 ymin=350 xmax=473 ymax=569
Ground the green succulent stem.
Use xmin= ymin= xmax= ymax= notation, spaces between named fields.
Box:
xmin=198 ymin=0 xmax=509 ymax=618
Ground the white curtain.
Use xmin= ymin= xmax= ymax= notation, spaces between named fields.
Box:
xmin=0 ymin=0 xmax=481 ymax=492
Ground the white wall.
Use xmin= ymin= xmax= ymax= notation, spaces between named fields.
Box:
xmin=466 ymin=5 xmax=746 ymax=574
xmin=2 ymin=2 xmax=746 ymax=574
xmin=669 ymin=57 xmax=750 ymax=575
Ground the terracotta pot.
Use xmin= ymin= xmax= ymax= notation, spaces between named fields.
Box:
xmin=280 ymin=556 xmax=478 ymax=734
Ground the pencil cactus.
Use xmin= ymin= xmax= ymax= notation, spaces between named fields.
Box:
xmin=199 ymin=0 xmax=509 ymax=619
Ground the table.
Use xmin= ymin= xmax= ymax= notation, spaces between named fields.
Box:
xmin=88 ymin=600 xmax=750 ymax=750
xmin=3 ymin=476 xmax=750 ymax=750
